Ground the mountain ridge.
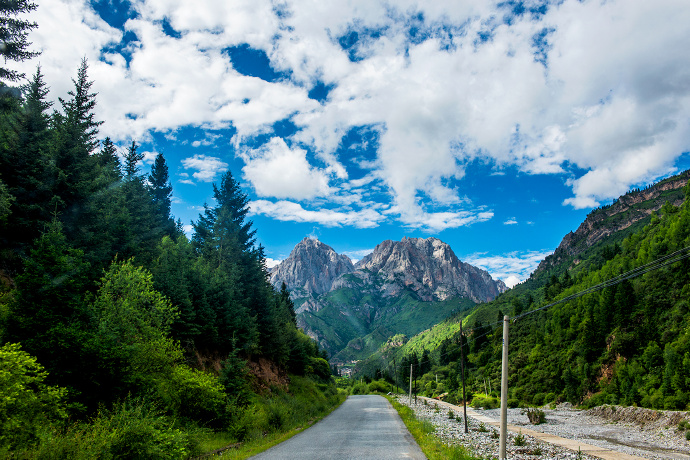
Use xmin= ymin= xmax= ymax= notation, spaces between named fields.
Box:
xmin=269 ymin=236 xmax=506 ymax=359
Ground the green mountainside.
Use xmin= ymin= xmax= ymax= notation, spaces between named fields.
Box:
xmin=271 ymin=237 xmax=505 ymax=371
xmin=359 ymin=171 xmax=690 ymax=411
xmin=301 ymin=285 xmax=476 ymax=365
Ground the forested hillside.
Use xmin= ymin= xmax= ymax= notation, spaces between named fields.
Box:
xmin=0 ymin=60 xmax=339 ymax=457
xmin=369 ymin=177 xmax=690 ymax=411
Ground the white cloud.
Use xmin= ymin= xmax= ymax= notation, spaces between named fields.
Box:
xmin=181 ymin=154 xmax=228 ymax=182
xmin=464 ymin=250 xmax=554 ymax=288
xmin=504 ymin=218 xmax=518 ymax=225
xmin=241 ymin=137 xmax=333 ymax=200
xmin=265 ymin=257 xmax=282 ymax=269
xmin=9 ymin=0 xmax=690 ymax=228
xmin=250 ymin=200 xmax=384 ymax=228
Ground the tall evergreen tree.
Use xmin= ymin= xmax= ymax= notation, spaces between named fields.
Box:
xmin=0 ymin=0 xmax=39 ymax=82
xmin=94 ymin=137 xmax=122 ymax=184
xmin=2 ymin=67 xmax=54 ymax=251
xmin=147 ymin=152 xmax=175 ymax=237
xmin=52 ymin=59 xmax=102 ymax=233
xmin=123 ymin=139 xmax=143 ymax=178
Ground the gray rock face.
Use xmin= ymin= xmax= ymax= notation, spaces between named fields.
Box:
xmin=271 ymin=236 xmax=506 ymax=305
xmin=269 ymin=237 xmax=354 ymax=298
xmin=351 ymin=237 xmax=506 ymax=303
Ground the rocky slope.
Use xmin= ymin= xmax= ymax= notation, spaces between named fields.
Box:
xmin=347 ymin=237 xmax=507 ymax=303
xmin=270 ymin=236 xmax=506 ymax=358
xmin=269 ymin=237 xmax=354 ymax=299
xmin=536 ymin=169 xmax=690 ymax=273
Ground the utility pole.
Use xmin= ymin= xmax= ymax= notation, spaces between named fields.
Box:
xmin=409 ymin=363 xmax=413 ymax=405
xmin=394 ymin=358 xmax=398 ymax=394
xmin=499 ymin=315 xmax=510 ymax=460
xmin=460 ymin=321 xmax=468 ymax=434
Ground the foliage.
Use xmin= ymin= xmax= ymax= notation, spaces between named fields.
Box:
xmin=0 ymin=24 xmax=340 ymax=457
xmin=384 ymin=182 xmax=690 ymax=411
xmin=20 ymin=398 xmax=197 ymax=460
xmin=0 ymin=342 xmax=67 ymax=450
xmin=513 ymin=430 xmax=526 ymax=446
xmin=0 ymin=0 xmax=39 ymax=82
xmin=386 ymin=396 xmax=481 ymax=460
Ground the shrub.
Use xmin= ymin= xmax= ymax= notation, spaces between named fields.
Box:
xmin=507 ymin=398 xmax=520 ymax=408
xmin=532 ymin=393 xmax=546 ymax=406
xmin=31 ymin=398 xmax=191 ymax=459
xmin=526 ymin=408 xmax=546 ymax=425
xmin=471 ymin=394 xmax=498 ymax=410
xmin=0 ymin=343 xmax=67 ymax=450
xmin=156 ymin=365 xmax=226 ymax=426
xmin=514 ymin=430 xmax=526 ymax=446
xmin=368 ymin=379 xmax=390 ymax=394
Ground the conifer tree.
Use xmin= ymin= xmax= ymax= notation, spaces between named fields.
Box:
xmin=123 ymin=139 xmax=144 ymax=178
xmin=94 ymin=137 xmax=122 ymax=183
xmin=52 ymin=59 xmax=102 ymax=232
xmin=147 ymin=152 xmax=175 ymax=236
xmin=0 ymin=0 xmax=39 ymax=82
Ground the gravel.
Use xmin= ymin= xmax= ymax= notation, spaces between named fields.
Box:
xmin=393 ymin=395 xmax=690 ymax=460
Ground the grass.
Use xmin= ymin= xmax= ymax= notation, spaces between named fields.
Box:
xmin=385 ymin=396 xmax=483 ymax=460
xmin=215 ymin=380 xmax=347 ymax=459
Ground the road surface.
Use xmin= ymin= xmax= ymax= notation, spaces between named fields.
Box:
xmin=250 ymin=395 xmax=426 ymax=459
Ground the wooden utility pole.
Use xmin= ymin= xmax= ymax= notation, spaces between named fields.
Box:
xmin=499 ymin=315 xmax=510 ymax=460
xmin=460 ymin=321 xmax=468 ymax=434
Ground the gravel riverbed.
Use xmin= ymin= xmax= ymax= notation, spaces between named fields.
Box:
xmin=394 ymin=395 xmax=690 ymax=460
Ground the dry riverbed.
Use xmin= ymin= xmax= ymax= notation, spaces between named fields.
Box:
xmin=394 ymin=395 xmax=690 ymax=459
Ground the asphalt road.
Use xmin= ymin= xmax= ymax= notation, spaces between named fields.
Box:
xmin=250 ymin=395 xmax=426 ymax=460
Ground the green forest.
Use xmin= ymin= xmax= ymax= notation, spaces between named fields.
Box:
xmin=0 ymin=15 xmax=341 ymax=458
xmin=370 ymin=188 xmax=690 ymax=411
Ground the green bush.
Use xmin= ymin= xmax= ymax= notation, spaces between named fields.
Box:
xmin=155 ymin=365 xmax=226 ymax=425
xmin=0 ymin=343 xmax=67 ymax=450
xmin=532 ymin=392 xmax=546 ymax=406
xmin=25 ymin=398 xmax=192 ymax=460
xmin=368 ymin=379 xmax=391 ymax=393
xmin=471 ymin=394 xmax=498 ymax=410
xmin=514 ymin=430 xmax=526 ymax=446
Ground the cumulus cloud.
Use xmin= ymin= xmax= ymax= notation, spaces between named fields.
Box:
xmin=181 ymin=154 xmax=228 ymax=182
xmin=250 ymin=200 xmax=384 ymax=228
xmin=241 ymin=138 xmax=333 ymax=200
xmin=265 ymin=258 xmax=282 ymax=269
xmin=9 ymin=0 xmax=690 ymax=228
xmin=464 ymin=250 xmax=554 ymax=288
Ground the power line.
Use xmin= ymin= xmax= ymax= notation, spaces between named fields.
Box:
xmin=392 ymin=244 xmax=690 ymax=372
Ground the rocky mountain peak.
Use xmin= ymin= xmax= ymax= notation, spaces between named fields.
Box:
xmin=269 ymin=237 xmax=354 ymax=298
xmin=350 ymin=237 xmax=506 ymax=302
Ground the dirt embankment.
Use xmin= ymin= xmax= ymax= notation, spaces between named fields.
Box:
xmin=585 ymin=405 xmax=690 ymax=431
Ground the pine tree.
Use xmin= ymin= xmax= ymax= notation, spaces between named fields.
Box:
xmin=52 ymin=59 xmax=102 ymax=233
xmin=59 ymin=58 xmax=103 ymax=155
xmin=94 ymin=137 xmax=122 ymax=184
xmin=0 ymin=0 xmax=39 ymax=82
xmin=147 ymin=152 xmax=175 ymax=237
xmin=123 ymin=139 xmax=143 ymax=178
xmin=5 ymin=219 xmax=94 ymax=394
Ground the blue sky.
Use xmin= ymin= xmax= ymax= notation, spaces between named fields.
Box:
xmin=9 ymin=0 xmax=690 ymax=287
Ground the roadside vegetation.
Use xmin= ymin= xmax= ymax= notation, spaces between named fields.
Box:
xmin=356 ymin=180 xmax=690 ymax=412
xmin=0 ymin=7 xmax=343 ymax=456
xmin=385 ymin=396 xmax=482 ymax=460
